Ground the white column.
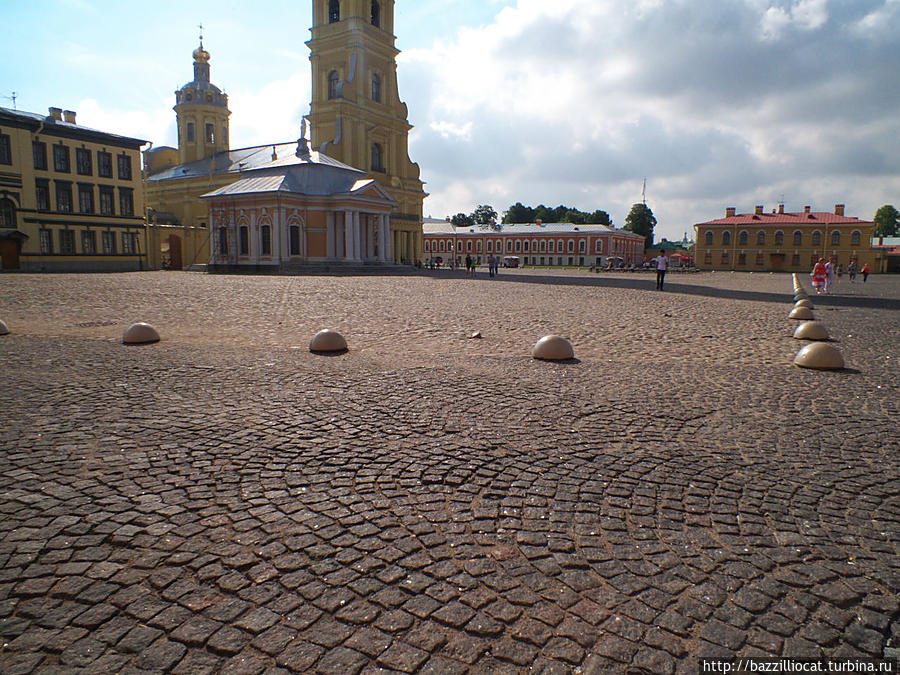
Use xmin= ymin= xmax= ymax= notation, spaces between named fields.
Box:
xmin=326 ymin=212 xmax=335 ymax=259
xmin=353 ymin=211 xmax=362 ymax=261
xmin=344 ymin=211 xmax=353 ymax=261
xmin=378 ymin=215 xmax=388 ymax=262
xmin=366 ymin=215 xmax=375 ymax=260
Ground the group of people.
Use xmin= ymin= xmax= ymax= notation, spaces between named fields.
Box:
xmin=811 ymin=258 xmax=870 ymax=293
xmin=464 ymin=254 xmax=501 ymax=278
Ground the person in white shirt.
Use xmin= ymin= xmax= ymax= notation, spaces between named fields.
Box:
xmin=652 ymin=250 xmax=669 ymax=290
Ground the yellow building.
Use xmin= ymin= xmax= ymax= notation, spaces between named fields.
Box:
xmin=693 ymin=204 xmax=877 ymax=273
xmin=307 ymin=0 xmax=427 ymax=263
xmin=143 ymin=39 xmax=247 ymax=270
xmin=0 ymin=106 xmax=146 ymax=272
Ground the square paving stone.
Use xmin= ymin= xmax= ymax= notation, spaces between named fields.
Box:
xmin=171 ymin=648 xmax=223 ymax=675
xmin=304 ymin=615 xmax=354 ymax=649
xmin=234 ymin=606 xmax=280 ymax=634
xmin=376 ymin=641 xmax=429 ymax=673
xmin=134 ymin=637 xmax=187 ymax=671
xmin=208 ymin=625 xmax=252 ymax=656
xmin=170 ymin=614 xmax=222 ymax=646
xmin=275 ymin=638 xmax=324 ymax=671
xmin=220 ymin=650 xmax=269 ymax=675
xmin=318 ymin=646 xmax=368 ymax=674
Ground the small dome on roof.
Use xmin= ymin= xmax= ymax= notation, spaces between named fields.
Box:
xmin=193 ymin=42 xmax=210 ymax=64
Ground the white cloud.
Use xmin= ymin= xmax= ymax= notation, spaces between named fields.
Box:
xmin=405 ymin=0 xmax=897 ymax=239
xmin=760 ymin=0 xmax=829 ymax=40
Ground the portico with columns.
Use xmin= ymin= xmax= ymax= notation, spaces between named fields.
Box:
xmin=203 ymin=139 xmax=396 ymax=271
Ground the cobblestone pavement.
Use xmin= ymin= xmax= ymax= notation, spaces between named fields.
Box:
xmin=1 ymin=270 xmax=897 ymax=674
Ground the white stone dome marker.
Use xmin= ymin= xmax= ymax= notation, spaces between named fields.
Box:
xmin=0 ymin=319 xmax=8 ymax=335
xmin=309 ymin=329 xmax=348 ymax=354
xmin=123 ymin=322 xmax=160 ymax=344
xmin=532 ymin=335 xmax=575 ymax=361
xmin=794 ymin=298 xmax=813 ymax=309
xmin=793 ymin=321 xmax=829 ymax=341
xmin=794 ymin=342 xmax=844 ymax=370
xmin=789 ymin=306 xmax=814 ymax=320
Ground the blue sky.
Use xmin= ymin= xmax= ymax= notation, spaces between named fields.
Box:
xmin=4 ymin=0 xmax=899 ymax=241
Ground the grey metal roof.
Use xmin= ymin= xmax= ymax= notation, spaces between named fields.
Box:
xmin=201 ymin=158 xmax=395 ymax=204
xmin=146 ymin=141 xmax=359 ymax=182
xmin=423 ymin=222 xmax=641 ymax=237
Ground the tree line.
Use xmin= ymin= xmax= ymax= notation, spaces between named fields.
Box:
xmin=450 ymin=202 xmax=657 ymax=249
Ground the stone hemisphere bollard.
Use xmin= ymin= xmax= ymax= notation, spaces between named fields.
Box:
xmin=794 ymin=290 xmax=808 ymax=300
xmin=122 ymin=322 xmax=160 ymax=345
xmin=793 ymin=321 xmax=829 ymax=341
xmin=789 ymin=306 xmax=814 ymax=321
xmin=794 ymin=342 xmax=844 ymax=370
xmin=532 ymin=335 xmax=575 ymax=361
xmin=794 ymin=298 xmax=813 ymax=309
xmin=309 ymin=329 xmax=348 ymax=354
xmin=0 ymin=319 xmax=8 ymax=335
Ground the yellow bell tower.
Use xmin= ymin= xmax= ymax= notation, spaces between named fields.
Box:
xmin=307 ymin=0 xmax=426 ymax=263
xmin=174 ymin=35 xmax=231 ymax=165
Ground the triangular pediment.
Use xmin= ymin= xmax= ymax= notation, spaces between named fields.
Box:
xmin=350 ymin=179 xmax=397 ymax=205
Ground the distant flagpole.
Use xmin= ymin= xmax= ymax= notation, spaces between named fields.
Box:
xmin=641 ymin=178 xmax=646 ymax=205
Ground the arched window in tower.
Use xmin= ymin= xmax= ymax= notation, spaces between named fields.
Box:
xmin=328 ymin=71 xmax=340 ymax=100
xmin=371 ymin=0 xmax=380 ymax=27
xmin=328 ymin=0 xmax=340 ymax=23
xmin=371 ymin=143 xmax=384 ymax=172
xmin=371 ymin=73 xmax=381 ymax=103
xmin=205 ymin=124 xmax=215 ymax=144
xmin=186 ymin=122 xmax=195 ymax=142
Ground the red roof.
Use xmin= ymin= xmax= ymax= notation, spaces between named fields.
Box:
xmin=697 ymin=211 xmax=871 ymax=226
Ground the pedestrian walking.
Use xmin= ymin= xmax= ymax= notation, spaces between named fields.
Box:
xmin=848 ymin=261 xmax=857 ymax=282
xmin=811 ymin=258 xmax=827 ymax=294
xmin=465 ymin=254 xmax=472 ymax=278
xmin=651 ymin=250 xmax=668 ymax=290
xmin=862 ymin=263 xmax=870 ymax=282
xmin=824 ymin=259 xmax=835 ymax=294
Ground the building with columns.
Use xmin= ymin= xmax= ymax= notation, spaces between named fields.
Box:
xmin=307 ymin=0 xmax=426 ymax=264
xmin=202 ymin=139 xmax=395 ymax=271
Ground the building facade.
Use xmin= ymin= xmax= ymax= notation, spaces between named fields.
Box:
xmin=0 ymin=106 xmax=146 ymax=272
xmin=143 ymin=41 xmax=243 ymax=270
xmin=422 ymin=221 xmax=646 ymax=268
xmin=693 ymin=204 xmax=876 ymax=272
xmin=307 ymin=0 xmax=426 ymax=264
xmin=202 ymin=140 xmax=395 ymax=271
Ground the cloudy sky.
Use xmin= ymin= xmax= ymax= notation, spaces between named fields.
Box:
xmin=4 ymin=0 xmax=898 ymax=241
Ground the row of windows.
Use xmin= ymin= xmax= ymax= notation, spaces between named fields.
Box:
xmin=425 ymin=238 xmax=605 ymax=254
xmin=35 ymin=181 xmax=134 ymax=216
xmin=218 ymin=225 xmax=280 ymax=257
xmin=703 ymin=229 xmax=862 ymax=247
xmin=328 ymin=0 xmax=380 ymax=27
xmin=440 ymin=255 xmax=594 ymax=267
xmin=30 ymin=141 xmax=133 ymax=180
xmin=38 ymin=228 xmax=140 ymax=255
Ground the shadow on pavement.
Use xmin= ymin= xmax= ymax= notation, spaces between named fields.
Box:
xmin=424 ymin=269 xmax=900 ymax=311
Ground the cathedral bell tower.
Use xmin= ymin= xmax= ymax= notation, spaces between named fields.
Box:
xmin=307 ymin=0 xmax=426 ymax=264
xmin=174 ymin=36 xmax=231 ymax=165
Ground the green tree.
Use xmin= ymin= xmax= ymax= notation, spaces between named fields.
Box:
xmin=503 ymin=202 xmax=534 ymax=224
xmin=873 ymin=204 xmax=899 ymax=237
xmin=472 ymin=204 xmax=499 ymax=230
xmin=451 ymin=212 xmax=474 ymax=229
xmin=587 ymin=210 xmax=611 ymax=225
xmin=564 ymin=209 xmax=586 ymax=224
xmin=624 ymin=203 xmax=657 ymax=249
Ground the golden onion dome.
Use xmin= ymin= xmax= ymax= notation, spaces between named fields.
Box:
xmin=192 ymin=42 xmax=210 ymax=63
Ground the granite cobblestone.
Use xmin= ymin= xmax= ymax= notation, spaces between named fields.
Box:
xmin=1 ymin=270 xmax=898 ymax=672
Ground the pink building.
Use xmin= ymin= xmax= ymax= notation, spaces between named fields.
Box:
xmin=422 ymin=221 xmax=645 ymax=268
